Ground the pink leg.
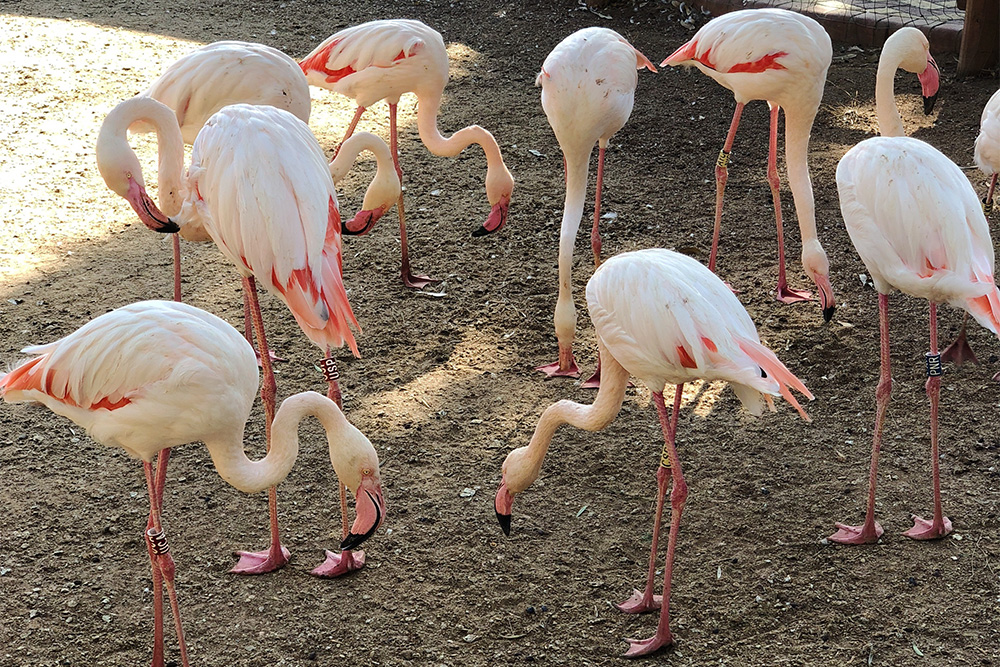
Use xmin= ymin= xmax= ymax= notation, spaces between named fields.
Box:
xmin=144 ymin=449 xmax=170 ymax=667
xmin=334 ymin=106 xmax=366 ymax=158
xmin=767 ymin=106 xmax=812 ymax=304
xmin=171 ymin=234 xmax=181 ymax=303
xmin=940 ymin=312 xmax=977 ymax=366
xmin=830 ymin=293 xmax=890 ymax=544
xmin=142 ymin=462 xmax=189 ymax=667
xmin=242 ymin=289 xmax=283 ymax=365
xmin=985 ymin=173 xmax=997 ymax=213
xmin=708 ymin=103 xmax=744 ymax=273
xmin=904 ymin=302 xmax=953 ymax=539
xmin=536 ymin=344 xmax=581 ymax=379
xmin=617 ymin=386 xmax=682 ymax=615
xmin=311 ymin=351 xmax=366 ymax=577
xmin=389 ymin=103 xmax=437 ymax=289
xmin=624 ymin=387 xmax=688 ymax=657
xmin=232 ymin=276 xmax=290 ymax=574
xmin=591 ymin=145 xmax=606 ymax=268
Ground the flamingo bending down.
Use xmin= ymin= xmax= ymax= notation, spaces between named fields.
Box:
xmin=831 ymin=133 xmax=1000 ymax=543
xmin=533 ymin=27 xmax=655 ymax=384
xmin=0 ymin=300 xmax=385 ymax=667
xmin=300 ymin=18 xmax=515 ymax=288
xmin=163 ymin=103 xmax=394 ymax=576
xmin=102 ymin=40 xmax=312 ymax=303
xmin=662 ymin=8 xmax=836 ymax=319
xmin=494 ymin=248 xmax=812 ymax=656
xmin=975 ymin=88 xmax=1000 ymax=213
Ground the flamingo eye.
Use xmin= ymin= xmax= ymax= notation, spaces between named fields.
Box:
xmin=362 ymin=467 xmax=372 ymax=476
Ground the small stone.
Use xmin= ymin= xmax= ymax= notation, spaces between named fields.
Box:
xmin=525 ymin=606 xmax=535 ymax=614
xmin=463 ymin=634 xmax=479 ymax=643
xmin=459 ymin=487 xmax=476 ymax=498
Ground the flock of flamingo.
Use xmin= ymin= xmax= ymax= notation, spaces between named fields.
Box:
xmin=2 ymin=9 xmax=999 ymax=662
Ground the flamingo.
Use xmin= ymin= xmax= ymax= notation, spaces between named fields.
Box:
xmin=103 ymin=40 xmax=312 ymax=303
xmin=494 ymin=248 xmax=812 ymax=656
xmin=830 ymin=104 xmax=1000 ymax=543
xmin=661 ymin=8 xmax=836 ymax=320
xmin=975 ymin=88 xmax=1000 ymax=214
xmin=299 ymin=18 xmax=515 ymax=289
xmin=160 ymin=102 xmax=395 ymax=576
xmin=0 ymin=300 xmax=386 ymax=667
xmin=533 ymin=27 xmax=655 ymax=384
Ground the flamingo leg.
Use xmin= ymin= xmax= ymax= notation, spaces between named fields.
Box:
xmin=767 ymin=105 xmax=811 ymax=304
xmin=142 ymin=461 xmax=189 ymax=667
xmin=144 ymin=449 xmax=170 ymax=667
xmin=242 ymin=289 xmax=284 ymax=365
xmin=232 ymin=276 xmax=290 ymax=574
xmin=334 ymin=105 xmax=367 ymax=157
xmin=940 ymin=312 xmax=978 ymax=366
xmin=985 ymin=173 xmax=997 ymax=213
xmin=905 ymin=302 xmax=954 ymax=539
xmin=591 ymin=143 xmax=607 ymax=269
xmin=389 ymin=103 xmax=437 ymax=289
xmin=624 ymin=386 xmax=688 ymax=657
xmin=830 ymin=293 xmax=890 ymax=544
xmin=311 ymin=350 xmax=367 ymax=578
xmin=708 ymin=102 xmax=744 ymax=273
xmin=617 ymin=386 xmax=682 ymax=615
xmin=171 ymin=234 xmax=181 ymax=303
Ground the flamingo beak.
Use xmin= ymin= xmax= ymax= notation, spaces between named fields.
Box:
xmin=340 ymin=477 xmax=386 ymax=551
xmin=472 ymin=193 xmax=510 ymax=238
xmin=126 ymin=177 xmax=179 ymax=234
xmin=813 ymin=274 xmax=836 ymax=322
xmin=918 ymin=55 xmax=940 ymax=115
xmin=342 ymin=206 xmax=386 ymax=236
xmin=494 ymin=481 xmax=513 ymax=536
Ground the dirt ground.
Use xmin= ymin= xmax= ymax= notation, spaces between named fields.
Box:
xmin=1 ymin=0 xmax=999 ymax=665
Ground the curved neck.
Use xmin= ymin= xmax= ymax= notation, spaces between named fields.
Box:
xmin=783 ymin=110 xmax=819 ymax=245
xmin=875 ymin=53 xmax=907 ymax=138
xmin=328 ymin=132 xmax=393 ymax=183
xmin=415 ymin=92 xmax=504 ymax=166
xmin=204 ymin=391 xmax=352 ymax=494
xmin=522 ymin=347 xmax=630 ymax=478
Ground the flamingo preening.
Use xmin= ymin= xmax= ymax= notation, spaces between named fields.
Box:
xmin=0 ymin=300 xmax=385 ymax=667
xmin=831 ymin=47 xmax=999 ymax=543
xmin=662 ymin=8 xmax=836 ymax=320
xmin=533 ymin=27 xmax=655 ymax=384
xmin=495 ymin=248 xmax=811 ymax=656
xmin=300 ymin=18 xmax=515 ymax=288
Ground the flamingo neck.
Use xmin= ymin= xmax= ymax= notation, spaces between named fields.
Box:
xmin=328 ymin=131 xmax=398 ymax=211
xmin=415 ymin=92 xmax=504 ymax=169
xmin=875 ymin=53 xmax=907 ymax=138
xmin=782 ymin=109 xmax=820 ymax=247
xmin=521 ymin=348 xmax=629 ymax=478
xmin=553 ymin=151 xmax=591 ymax=345
xmin=117 ymin=97 xmax=186 ymax=215
xmin=204 ymin=391 xmax=355 ymax=494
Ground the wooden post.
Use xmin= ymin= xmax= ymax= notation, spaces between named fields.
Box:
xmin=958 ymin=0 xmax=999 ymax=76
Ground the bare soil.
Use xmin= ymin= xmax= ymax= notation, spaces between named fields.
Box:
xmin=1 ymin=1 xmax=999 ymax=665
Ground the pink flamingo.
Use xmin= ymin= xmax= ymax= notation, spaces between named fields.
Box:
xmin=831 ymin=107 xmax=1000 ymax=543
xmin=101 ymin=40 xmax=312 ymax=303
xmin=533 ymin=27 xmax=655 ymax=384
xmin=662 ymin=8 xmax=836 ymax=319
xmin=0 ymin=300 xmax=385 ymax=667
xmin=300 ymin=18 xmax=515 ymax=288
xmin=162 ymin=103 xmax=395 ymax=576
xmin=976 ymin=88 xmax=1000 ymax=213
xmin=495 ymin=248 xmax=812 ymax=656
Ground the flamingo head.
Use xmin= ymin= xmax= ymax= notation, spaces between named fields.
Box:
xmin=97 ymin=146 xmax=179 ymax=235
xmin=341 ymin=466 xmax=387 ymax=551
xmin=342 ymin=204 xmax=389 ymax=236
xmin=918 ymin=54 xmax=940 ymax=115
xmin=472 ymin=164 xmax=514 ymax=238
xmin=494 ymin=445 xmax=538 ymax=536
xmin=802 ymin=242 xmax=835 ymax=322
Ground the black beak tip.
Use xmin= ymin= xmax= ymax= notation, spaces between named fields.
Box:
xmin=923 ymin=94 xmax=937 ymax=115
xmin=471 ymin=225 xmax=490 ymax=238
xmin=496 ymin=510 xmax=511 ymax=536
xmin=340 ymin=532 xmax=366 ymax=551
xmin=822 ymin=304 xmax=836 ymax=323
xmin=160 ymin=220 xmax=181 ymax=234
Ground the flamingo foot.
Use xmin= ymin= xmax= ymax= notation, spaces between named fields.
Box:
xmin=775 ymin=281 xmax=813 ymax=305
xmin=827 ymin=520 xmax=884 ymax=545
xmin=254 ymin=348 xmax=285 ymax=366
xmin=616 ymin=588 xmax=662 ymax=614
xmin=941 ymin=331 xmax=978 ymax=366
xmin=535 ymin=359 xmax=581 ymax=379
xmin=903 ymin=515 xmax=953 ymax=541
xmin=310 ymin=549 xmax=366 ymax=577
xmin=402 ymin=271 xmax=439 ymax=290
xmin=623 ymin=630 xmax=674 ymax=658
xmin=230 ymin=545 xmax=290 ymax=575
xmin=580 ymin=367 xmax=601 ymax=389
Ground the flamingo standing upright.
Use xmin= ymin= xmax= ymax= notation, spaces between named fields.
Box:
xmin=661 ymin=8 xmax=836 ymax=319
xmin=975 ymin=88 xmax=1000 ymax=212
xmin=494 ymin=248 xmax=812 ymax=656
xmin=299 ymin=18 xmax=515 ymax=288
xmin=830 ymin=102 xmax=1000 ymax=544
xmin=533 ymin=27 xmax=655 ymax=383
xmin=0 ymin=300 xmax=386 ymax=667
xmin=102 ymin=40 xmax=312 ymax=303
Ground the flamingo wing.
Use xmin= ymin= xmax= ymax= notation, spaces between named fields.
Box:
xmin=838 ymin=136 xmax=1000 ymax=329
xmin=975 ymin=88 xmax=1000 ymax=176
